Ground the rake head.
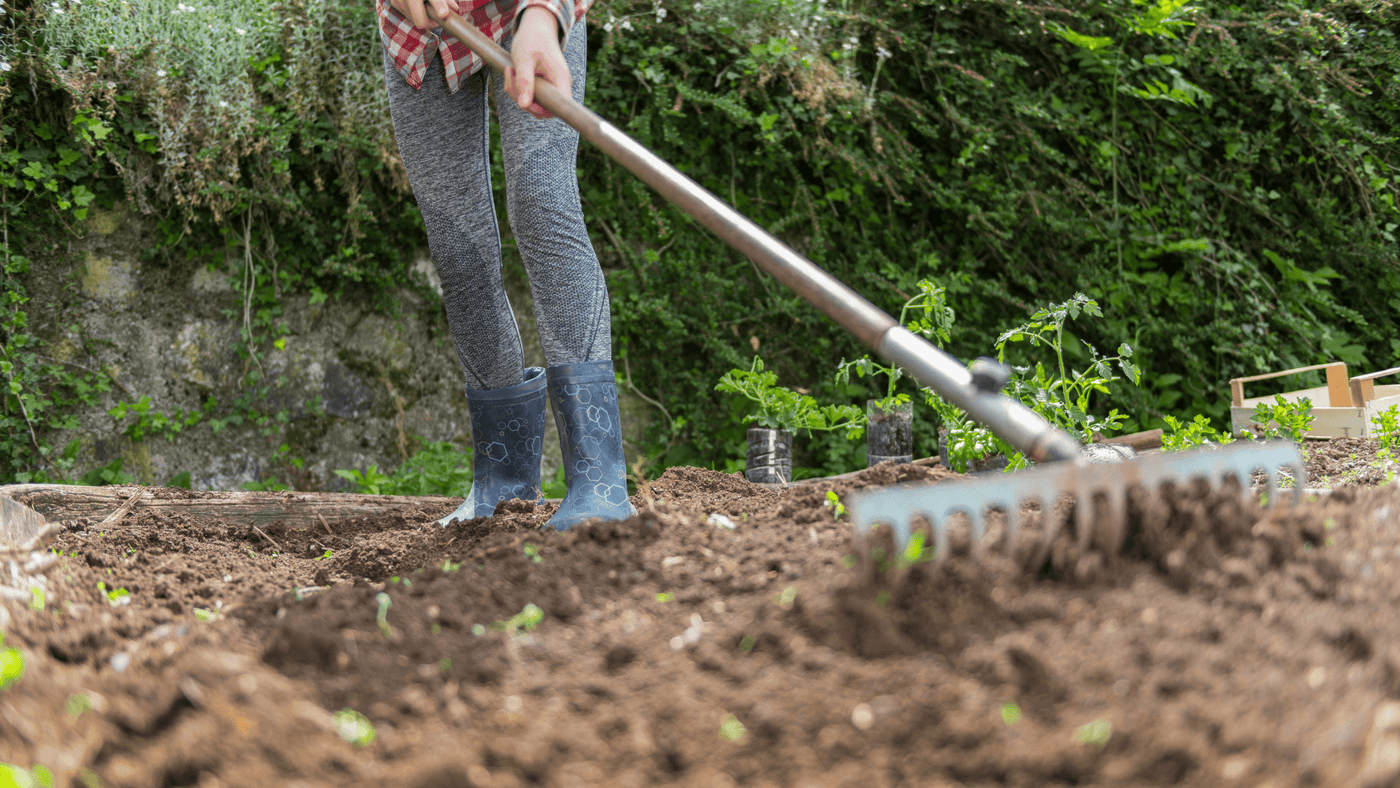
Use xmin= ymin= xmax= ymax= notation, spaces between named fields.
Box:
xmin=848 ymin=440 xmax=1307 ymax=566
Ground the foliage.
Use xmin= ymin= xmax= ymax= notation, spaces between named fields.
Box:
xmin=834 ymin=279 xmax=951 ymax=408
xmin=333 ymin=708 xmax=377 ymax=748
xmin=1372 ymin=404 xmax=1400 ymax=454
xmin=716 ymin=357 xmax=863 ymax=437
xmin=0 ymin=634 xmax=24 ymax=690
xmin=334 ymin=438 xmax=473 ymax=496
xmin=1160 ymin=413 xmax=1235 ymax=452
xmin=0 ymin=763 xmax=53 ymax=788
xmin=995 ymin=293 xmax=1141 ymax=445
xmin=1248 ymin=395 xmax=1316 ymax=443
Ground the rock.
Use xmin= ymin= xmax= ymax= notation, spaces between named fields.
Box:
xmin=1360 ymin=701 xmax=1400 ymax=786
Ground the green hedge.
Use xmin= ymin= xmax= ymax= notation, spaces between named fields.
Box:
xmin=1 ymin=0 xmax=1397 ymax=483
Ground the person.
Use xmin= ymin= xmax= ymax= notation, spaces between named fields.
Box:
xmin=377 ymin=0 xmax=635 ymax=530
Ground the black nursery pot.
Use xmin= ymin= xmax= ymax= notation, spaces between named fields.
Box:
xmin=745 ymin=427 xmax=793 ymax=484
xmin=866 ymin=399 xmax=913 ymax=466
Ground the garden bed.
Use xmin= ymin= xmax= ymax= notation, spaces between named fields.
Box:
xmin=2 ymin=438 xmax=1399 ymax=787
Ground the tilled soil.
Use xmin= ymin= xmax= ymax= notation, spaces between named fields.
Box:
xmin=4 ymin=439 xmax=1400 ymax=787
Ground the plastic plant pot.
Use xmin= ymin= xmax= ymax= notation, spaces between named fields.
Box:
xmin=746 ymin=427 xmax=793 ymax=484
xmin=866 ymin=398 xmax=913 ymax=467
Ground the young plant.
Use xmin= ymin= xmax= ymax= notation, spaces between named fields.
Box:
xmin=835 ymin=280 xmax=954 ymax=409
xmin=717 ymin=357 xmax=863 ymax=438
xmin=0 ymin=634 xmax=24 ymax=690
xmin=824 ymin=490 xmax=845 ymax=519
xmin=1248 ymin=395 xmax=1315 ymax=443
xmin=995 ymin=293 xmax=1141 ymax=446
xmin=1372 ymin=404 xmax=1400 ymax=457
xmin=1161 ymin=414 xmax=1235 ymax=452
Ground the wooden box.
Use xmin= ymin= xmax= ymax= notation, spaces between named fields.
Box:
xmin=1229 ymin=362 xmax=1400 ymax=439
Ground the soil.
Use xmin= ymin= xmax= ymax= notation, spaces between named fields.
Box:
xmin=4 ymin=438 xmax=1400 ymax=787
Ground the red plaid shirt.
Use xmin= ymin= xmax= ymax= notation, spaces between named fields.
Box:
xmin=377 ymin=0 xmax=592 ymax=93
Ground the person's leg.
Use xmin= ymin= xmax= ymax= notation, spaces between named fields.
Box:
xmin=383 ymin=49 xmax=525 ymax=391
xmin=384 ymin=51 xmax=544 ymax=524
xmin=493 ymin=23 xmax=611 ymax=368
xmin=492 ymin=25 xmax=634 ymax=530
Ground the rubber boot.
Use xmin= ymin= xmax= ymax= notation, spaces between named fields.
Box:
xmin=436 ymin=367 xmax=547 ymax=527
xmin=544 ymin=360 xmax=637 ymax=531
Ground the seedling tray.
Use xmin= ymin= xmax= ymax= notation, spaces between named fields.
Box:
xmin=1229 ymin=362 xmax=1400 ymax=439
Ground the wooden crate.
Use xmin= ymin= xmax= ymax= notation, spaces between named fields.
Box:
xmin=1228 ymin=362 xmax=1400 ymax=439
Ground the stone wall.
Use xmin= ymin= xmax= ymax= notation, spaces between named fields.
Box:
xmin=39 ymin=204 xmax=649 ymax=494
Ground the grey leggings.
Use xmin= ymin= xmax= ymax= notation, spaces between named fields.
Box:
xmin=383 ymin=24 xmax=610 ymax=392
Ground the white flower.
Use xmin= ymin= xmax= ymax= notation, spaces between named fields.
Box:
xmin=106 ymin=81 xmax=115 ymax=89
xmin=848 ymin=35 xmax=858 ymax=44
xmin=603 ymin=20 xmax=613 ymax=31
xmin=620 ymin=18 xmax=633 ymax=30
xmin=235 ymin=27 xmax=245 ymax=34
xmin=219 ymin=100 xmax=228 ymax=107
xmin=692 ymin=1 xmax=700 ymax=8
xmin=156 ymin=69 xmax=166 ymax=77
xmin=876 ymin=46 xmax=891 ymax=59
xmin=0 ymin=62 xmax=10 ymax=72
xmin=655 ymin=6 xmax=666 ymax=21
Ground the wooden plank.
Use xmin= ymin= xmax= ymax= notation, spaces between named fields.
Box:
xmin=1230 ymin=361 xmax=1347 ymax=386
xmin=1326 ymin=363 xmax=1352 ymax=407
xmin=0 ymin=484 xmax=461 ymax=530
xmin=0 ymin=495 xmax=48 ymax=545
xmin=1097 ymin=429 xmax=1163 ymax=451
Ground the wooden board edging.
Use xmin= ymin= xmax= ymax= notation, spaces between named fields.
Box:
xmin=0 ymin=484 xmax=462 ymax=529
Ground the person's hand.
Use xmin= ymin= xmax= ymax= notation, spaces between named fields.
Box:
xmin=505 ymin=6 xmax=571 ymax=120
xmin=390 ymin=0 xmax=460 ymax=30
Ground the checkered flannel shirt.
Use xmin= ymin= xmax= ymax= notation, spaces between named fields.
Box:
xmin=377 ymin=0 xmax=592 ymax=93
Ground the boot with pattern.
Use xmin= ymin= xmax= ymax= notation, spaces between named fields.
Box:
xmin=437 ymin=367 xmax=547 ymax=527
xmin=544 ymin=360 xmax=637 ymax=531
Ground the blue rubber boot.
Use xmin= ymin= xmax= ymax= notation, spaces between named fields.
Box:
xmin=436 ymin=367 xmax=547 ymax=527
xmin=544 ymin=360 xmax=637 ymax=531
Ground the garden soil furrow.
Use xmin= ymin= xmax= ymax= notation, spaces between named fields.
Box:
xmin=4 ymin=442 xmax=1400 ymax=787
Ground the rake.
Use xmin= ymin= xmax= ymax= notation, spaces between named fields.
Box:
xmin=435 ymin=13 xmax=1306 ymax=562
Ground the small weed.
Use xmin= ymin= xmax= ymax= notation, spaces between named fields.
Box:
xmin=0 ymin=763 xmax=53 ymax=787
xmin=314 ymin=549 xmax=333 ymax=561
xmin=333 ymin=708 xmax=377 ymax=748
xmin=96 ymin=582 xmax=129 ymax=607
xmin=824 ymin=490 xmax=845 ymax=519
xmin=440 ymin=559 xmax=463 ymax=573
xmin=738 ymin=634 xmax=756 ymax=652
xmin=656 ymin=592 xmax=674 ymax=602
xmin=193 ymin=607 xmax=221 ymax=622
xmin=522 ymin=542 xmax=543 ymax=564
xmin=28 ymin=588 xmax=44 ymax=613
xmin=542 ymin=466 xmax=569 ymax=499
xmin=719 ymin=714 xmax=747 ymax=742
xmin=375 ymin=593 xmax=394 ymax=638
xmin=438 ymin=657 xmax=452 ymax=673
xmin=1074 ymin=718 xmax=1113 ymax=747
xmin=775 ymin=585 xmax=798 ymax=607
xmin=0 ymin=637 xmax=24 ymax=690
xmin=1001 ymin=702 xmax=1022 ymax=725
xmin=66 ymin=693 xmax=91 ymax=718
xmin=874 ymin=589 xmax=891 ymax=607
xmin=489 ymin=603 xmax=544 ymax=634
